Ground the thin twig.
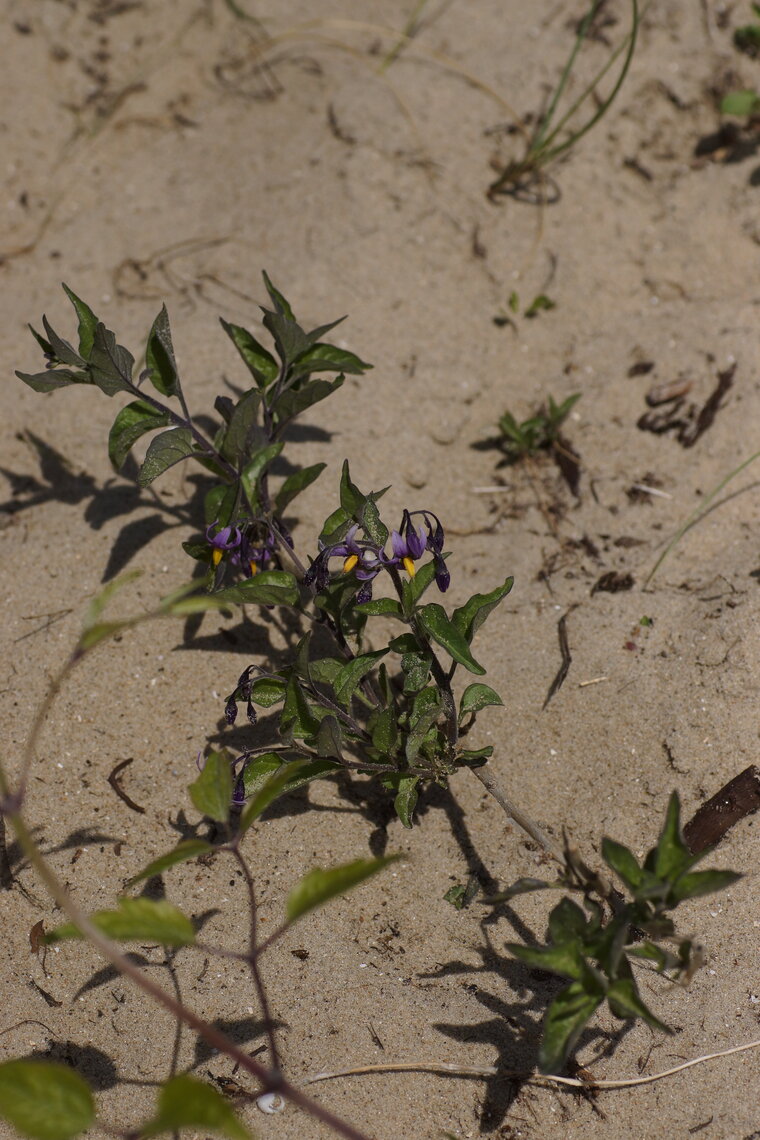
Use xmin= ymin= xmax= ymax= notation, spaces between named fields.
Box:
xmin=470 ymin=764 xmax=565 ymax=865
xmin=304 ymin=1036 xmax=760 ymax=1089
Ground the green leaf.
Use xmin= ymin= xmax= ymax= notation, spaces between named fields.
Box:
xmin=316 ymin=715 xmax=344 ymax=759
xmin=361 ymin=497 xmax=389 ymax=546
xmin=62 ymin=284 xmax=99 ymax=359
xmin=333 ymin=649 xmax=388 ymax=706
xmin=289 ymin=341 xmax=372 ymax=381
xmin=451 ymin=577 xmax=514 ymax=642
xmin=241 ymin=753 xmax=286 ymax=796
xmin=108 ymin=400 xmax=171 ymax=470
xmin=262 ymin=308 xmax=309 ymax=367
xmin=669 ymin=868 xmax=742 ymax=904
xmin=241 ymin=442 xmax=284 ymax=500
xmin=394 ymin=774 xmax=420 ymax=828
xmin=355 ymin=597 xmax=404 ymax=618
xmin=88 ymin=322 xmax=134 ymax=395
xmin=606 ymin=976 xmax=670 ymax=1032
xmin=46 ymin=898 xmax=195 ymax=947
xmin=262 ymin=270 xmax=296 ymax=319
xmin=281 ymin=672 xmax=321 ymax=741
xmin=220 ymin=317 xmax=279 ymax=389
xmin=455 ymin=745 xmax=493 ymax=766
xmin=0 ymin=1060 xmax=95 ymax=1140
xmin=416 ymin=604 xmax=486 ymax=674
xmin=125 ymin=839 xmax=216 ymax=888
xmin=239 ymin=759 xmax=338 ymax=834
xmin=15 ymin=368 xmax=91 ymax=393
xmin=286 ymin=856 xmax=399 ymax=923
xmin=182 ymin=571 xmax=300 ymax=610
xmin=138 ymin=427 xmax=195 ymax=486
xmin=601 ymin=838 xmax=644 ymax=892
xmin=275 ymin=462 xmax=326 ymax=514
xmin=146 ymin=305 xmax=180 ymax=397
xmin=540 ymin=981 xmax=604 ymax=1073
xmin=525 ymin=294 xmax=556 ymax=318
xmin=189 ymin=750 xmax=233 ymax=824
xmin=339 ymin=459 xmax=366 ymax=516
xmin=370 ymin=706 xmax=399 ymax=756
xmin=273 ymin=376 xmax=344 ymax=426
xmin=249 ymin=677 xmax=287 ymax=707
xmin=459 ymin=683 xmax=503 ymax=721
xmin=507 ymin=941 xmax=585 ymax=981
xmin=220 ymin=390 xmax=263 ymax=466
xmin=140 ymin=1074 xmax=250 ymax=1140
xmin=548 ymin=897 xmax=589 ymax=943
xmin=41 ymin=316 xmax=85 ymax=368
xmin=400 ymin=555 xmax=448 ymax=613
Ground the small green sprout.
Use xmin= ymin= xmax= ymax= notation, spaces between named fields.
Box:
xmin=497 ymin=394 xmax=580 ymax=464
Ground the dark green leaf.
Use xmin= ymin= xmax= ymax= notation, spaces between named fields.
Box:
xmin=721 ymin=90 xmax=760 ymax=116
xmin=281 ymin=672 xmax=321 ymax=741
xmin=196 ymin=571 xmax=299 ymax=610
xmin=62 ymin=284 xmax=99 ymax=359
xmin=401 ymin=555 xmax=449 ymax=612
xmin=417 ymin=604 xmax=486 ymax=674
xmin=540 ymin=982 xmax=604 ymax=1073
xmin=286 ymin=856 xmax=399 ymax=923
xmin=333 ymin=649 xmax=388 ymax=706
xmin=261 ymin=270 xmax=296 ymax=319
xmin=455 ymin=745 xmax=494 ymax=766
xmin=339 ymin=459 xmax=366 ymax=516
xmin=458 ymin=683 xmax=503 ymax=721
xmin=319 ymin=504 xmax=352 ymax=546
xmin=316 ymin=715 xmax=344 ymax=759
xmin=273 ymin=376 xmax=344 ymax=426
xmin=355 ymin=597 xmax=404 ymax=618
xmin=16 ymin=368 xmax=91 ymax=393
xmin=400 ymin=648 xmax=432 ymax=693
xmin=220 ymin=390 xmax=264 ymax=466
xmin=45 ymin=898 xmax=195 ymax=947
xmin=262 ymin=309 xmax=309 ymax=366
xmin=548 ymin=897 xmax=589 ymax=943
xmin=125 ymin=839 xmax=216 ymax=888
xmin=138 ymin=427 xmax=195 ymax=486
xmin=275 ymin=462 xmax=326 ymax=514
xmin=507 ymin=941 xmax=585 ymax=981
xmin=241 ymin=442 xmax=283 ymax=500
xmin=669 ymin=868 xmax=742 ymax=903
xmin=220 ymin=318 xmax=278 ymax=389
xmin=289 ymin=341 xmax=372 ymax=381
xmin=140 ymin=1074 xmax=250 ymax=1140
xmin=601 ymin=837 xmax=643 ymax=892
xmin=0 ymin=1060 xmax=95 ymax=1140
xmin=239 ymin=759 xmax=338 ymax=834
xmin=89 ymin=322 xmax=134 ymax=395
xmin=606 ymin=975 xmax=670 ymax=1032
xmin=370 ymin=706 xmax=399 ymax=756
xmin=189 ymin=750 xmax=232 ymax=824
xmin=646 ymin=793 xmax=701 ymax=882
xmin=451 ymin=577 xmax=514 ymax=642
xmin=242 ymin=753 xmax=286 ymax=796
xmin=394 ymin=774 xmax=420 ymax=828
xmin=443 ymin=877 xmax=479 ymax=910
xmin=361 ymin=497 xmax=389 ymax=546
xmin=41 ymin=316 xmax=85 ymax=368
xmin=108 ymin=400 xmax=171 ymax=470
xmin=146 ymin=305 xmax=179 ymax=397
xmin=249 ymin=677 xmax=287 ymax=707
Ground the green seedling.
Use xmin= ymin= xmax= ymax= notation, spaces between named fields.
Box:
xmin=489 ymin=0 xmax=639 ymax=198
xmin=497 ymin=393 xmax=580 ymax=464
xmin=733 ymin=3 xmax=760 ymax=57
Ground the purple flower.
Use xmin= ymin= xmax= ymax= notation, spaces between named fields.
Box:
xmin=206 ymin=521 xmax=242 ymax=568
xmin=304 ymin=524 xmax=384 ymax=592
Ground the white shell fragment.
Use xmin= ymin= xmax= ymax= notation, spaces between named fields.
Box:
xmin=257 ymin=1092 xmax=285 ymax=1114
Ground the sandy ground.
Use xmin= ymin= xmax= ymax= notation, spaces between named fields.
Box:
xmin=1 ymin=1 xmax=759 ymax=1137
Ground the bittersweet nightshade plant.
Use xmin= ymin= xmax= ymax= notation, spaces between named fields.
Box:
xmin=5 ymin=271 xmax=740 ymax=1140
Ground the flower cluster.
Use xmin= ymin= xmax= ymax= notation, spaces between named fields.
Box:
xmin=205 ymin=522 xmax=277 ymax=578
xmin=304 ymin=509 xmax=449 ymax=602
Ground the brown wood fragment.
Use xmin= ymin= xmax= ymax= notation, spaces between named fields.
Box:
xmin=543 ymin=609 xmax=575 ymax=710
xmin=107 ymin=758 xmax=146 ymax=815
xmin=684 ymin=765 xmax=760 ymax=854
xmin=29 ymin=920 xmax=45 ymax=956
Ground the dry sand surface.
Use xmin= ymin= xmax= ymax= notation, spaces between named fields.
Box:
xmin=1 ymin=1 xmax=759 ymax=1137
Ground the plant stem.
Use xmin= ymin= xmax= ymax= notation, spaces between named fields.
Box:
xmin=470 ymin=763 xmax=565 ymax=866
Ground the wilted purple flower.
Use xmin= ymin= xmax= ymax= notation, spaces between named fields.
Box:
xmin=206 ymin=520 xmax=242 ymax=568
xmin=223 ymin=665 xmax=257 ymax=727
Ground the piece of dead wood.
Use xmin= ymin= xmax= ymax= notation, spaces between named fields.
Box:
xmin=684 ymin=765 xmax=760 ymax=855
xmin=107 ymin=758 xmax=145 ymax=815
xmin=542 ymin=608 xmax=576 ymax=710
